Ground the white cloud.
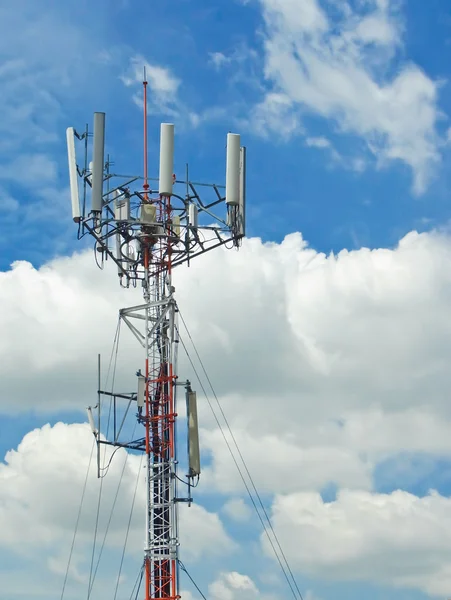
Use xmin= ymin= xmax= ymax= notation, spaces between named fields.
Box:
xmin=305 ymin=137 xmax=368 ymax=171
xmin=263 ymin=0 xmax=328 ymax=34
xmin=267 ymin=489 xmax=451 ymax=597
xmin=256 ymin=0 xmax=444 ymax=193
xmin=222 ymin=498 xmax=252 ymax=522
xmin=209 ymin=572 xmax=259 ymax=600
xmin=202 ymin=427 xmax=372 ymax=494
xmin=121 ymin=55 xmax=180 ymax=96
xmin=304 ymin=593 xmax=322 ymax=600
xmin=0 ymin=2 xmax=101 ymax=154
xmin=305 ymin=136 xmax=331 ymax=149
xmin=0 ymin=2 xmax=138 ymax=259
xmin=0 ymin=5 xmax=84 ymax=242
xmin=248 ymin=92 xmax=301 ymax=138
xmin=0 ymin=422 xmax=234 ymax=595
xmin=0 ymin=153 xmax=58 ymax=186
xmin=4 ymin=230 xmax=451 ymax=492
xmin=5 ymin=229 xmax=451 ymax=593
xmin=209 ymin=52 xmax=232 ymax=70
xmin=121 ymin=54 xmax=199 ymax=125
xmin=208 ymin=571 xmax=281 ymax=600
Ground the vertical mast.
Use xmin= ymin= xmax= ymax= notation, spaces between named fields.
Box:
xmin=66 ymin=89 xmax=247 ymax=600
xmin=142 ymin=228 xmax=178 ymax=600
xmin=141 ymin=83 xmax=178 ymax=597
xmin=142 ymin=143 xmax=177 ymax=600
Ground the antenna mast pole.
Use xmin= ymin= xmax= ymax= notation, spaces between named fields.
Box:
xmin=142 ymin=205 xmax=177 ymax=600
xmin=141 ymin=79 xmax=178 ymax=597
xmin=66 ymin=83 xmax=246 ymax=600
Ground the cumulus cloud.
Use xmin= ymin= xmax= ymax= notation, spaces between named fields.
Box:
xmin=209 ymin=571 xmax=259 ymax=600
xmin=0 ymin=422 xmax=234 ymax=596
xmin=250 ymin=92 xmax=301 ymax=139
xmin=0 ymin=252 xmax=138 ymax=413
xmin=222 ymin=498 xmax=252 ymax=522
xmin=201 ymin=427 xmax=372 ymax=494
xmin=4 ymin=230 xmax=451 ymax=594
xmin=256 ymin=0 xmax=444 ymax=192
xmin=4 ymin=230 xmax=451 ymax=489
xmin=267 ymin=489 xmax=451 ymax=596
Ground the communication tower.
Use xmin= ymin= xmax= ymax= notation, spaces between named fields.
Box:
xmin=66 ymin=79 xmax=246 ymax=600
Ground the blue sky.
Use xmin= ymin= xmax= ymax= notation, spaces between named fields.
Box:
xmin=1 ymin=0 xmax=451 ymax=269
xmin=2 ymin=1 xmax=451 ymax=599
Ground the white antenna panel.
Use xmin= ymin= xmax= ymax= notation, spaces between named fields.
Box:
xmin=173 ymin=215 xmax=181 ymax=237
xmin=188 ymin=391 xmax=201 ymax=477
xmin=86 ymin=407 xmax=97 ymax=435
xmin=189 ymin=203 xmax=198 ymax=228
xmin=159 ymin=123 xmax=174 ymax=197
xmin=66 ymin=127 xmax=81 ymax=222
xmin=137 ymin=376 xmax=145 ymax=408
xmin=115 ymin=234 xmax=124 ymax=277
xmin=115 ymin=190 xmax=130 ymax=221
xmin=91 ymin=112 xmax=105 ymax=213
xmin=239 ymin=146 xmax=246 ymax=236
xmin=226 ymin=133 xmax=240 ymax=205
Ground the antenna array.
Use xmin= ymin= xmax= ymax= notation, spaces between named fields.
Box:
xmin=67 ymin=113 xmax=246 ymax=286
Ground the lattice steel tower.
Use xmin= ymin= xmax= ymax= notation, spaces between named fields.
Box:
xmin=66 ymin=80 xmax=246 ymax=600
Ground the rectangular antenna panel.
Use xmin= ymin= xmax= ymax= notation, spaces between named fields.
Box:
xmin=226 ymin=133 xmax=240 ymax=205
xmin=137 ymin=376 xmax=145 ymax=408
xmin=86 ymin=407 xmax=97 ymax=434
xmin=173 ymin=215 xmax=181 ymax=237
xmin=239 ymin=146 xmax=246 ymax=236
xmin=66 ymin=127 xmax=81 ymax=222
xmin=114 ymin=190 xmax=130 ymax=221
xmin=188 ymin=203 xmax=198 ymax=228
xmin=159 ymin=123 xmax=174 ymax=196
xmin=188 ymin=391 xmax=201 ymax=477
xmin=115 ymin=233 xmax=125 ymax=277
xmin=91 ymin=112 xmax=105 ymax=213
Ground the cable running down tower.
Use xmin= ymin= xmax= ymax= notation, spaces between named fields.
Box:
xmin=66 ymin=81 xmax=246 ymax=600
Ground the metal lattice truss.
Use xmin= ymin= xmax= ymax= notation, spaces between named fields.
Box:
xmin=78 ymin=172 xmax=244 ymax=285
xmin=125 ymin=280 xmax=179 ymax=598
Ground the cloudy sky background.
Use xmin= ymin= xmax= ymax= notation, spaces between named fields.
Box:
xmin=2 ymin=0 xmax=451 ymax=599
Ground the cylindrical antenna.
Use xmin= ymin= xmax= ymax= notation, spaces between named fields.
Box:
xmin=91 ymin=112 xmax=105 ymax=213
xmin=143 ymin=70 xmax=149 ymax=199
xmin=66 ymin=127 xmax=81 ymax=222
xmin=226 ymin=133 xmax=240 ymax=205
xmin=159 ymin=123 xmax=174 ymax=196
